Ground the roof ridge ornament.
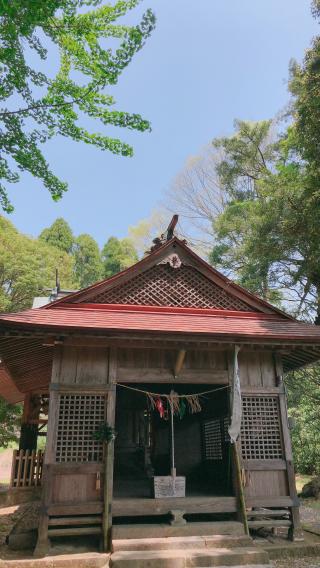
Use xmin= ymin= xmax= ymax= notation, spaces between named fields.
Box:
xmin=159 ymin=252 xmax=183 ymax=268
xmin=166 ymin=214 xmax=179 ymax=241
xmin=145 ymin=214 xmax=187 ymax=256
xmin=146 ymin=215 xmax=180 ymax=254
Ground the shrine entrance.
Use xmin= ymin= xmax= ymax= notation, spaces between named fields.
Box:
xmin=113 ymin=383 xmax=233 ymax=513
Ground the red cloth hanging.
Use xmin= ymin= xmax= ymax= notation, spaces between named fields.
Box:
xmin=155 ymin=397 xmax=165 ymax=418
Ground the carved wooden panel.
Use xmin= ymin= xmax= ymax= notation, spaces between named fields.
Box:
xmin=241 ymin=396 xmax=283 ymax=460
xmin=90 ymin=265 xmax=254 ymax=311
xmin=55 ymin=394 xmax=106 ymax=463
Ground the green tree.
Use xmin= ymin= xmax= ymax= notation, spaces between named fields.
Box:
xmin=0 ymin=216 xmax=76 ymax=312
xmin=0 ymin=399 xmax=22 ymax=448
xmin=208 ymin=120 xmax=283 ymax=305
xmin=39 ymin=217 xmax=74 ymax=253
xmin=285 ymin=2 xmax=320 ymax=322
xmin=101 ymin=236 xmax=138 ymax=277
xmin=74 ymin=233 xmax=103 ymax=288
xmin=0 ymin=0 xmax=155 ymax=212
xmin=286 ymin=365 xmax=320 ymax=475
xmin=208 ymin=115 xmax=320 ymax=319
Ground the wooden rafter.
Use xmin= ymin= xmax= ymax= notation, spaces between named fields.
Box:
xmin=174 ymin=349 xmax=186 ymax=379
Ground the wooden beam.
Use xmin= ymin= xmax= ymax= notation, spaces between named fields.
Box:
xmin=117 ymin=367 xmax=229 ymax=384
xmin=242 ymin=459 xmax=287 ymax=471
xmin=50 ymin=383 xmax=115 ymax=393
xmin=241 ymin=387 xmax=282 ymax=395
xmin=174 ymin=349 xmax=186 ymax=379
xmin=38 ymin=333 xmax=320 ymax=349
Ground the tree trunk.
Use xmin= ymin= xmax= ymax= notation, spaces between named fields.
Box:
xmin=314 ymin=286 xmax=320 ymax=326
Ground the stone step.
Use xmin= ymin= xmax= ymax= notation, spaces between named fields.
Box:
xmin=110 ymin=546 xmax=270 ymax=567
xmin=112 ymin=535 xmax=252 ymax=552
xmin=0 ymin=552 xmax=109 ymax=568
xmin=112 ymin=521 xmax=245 ymax=540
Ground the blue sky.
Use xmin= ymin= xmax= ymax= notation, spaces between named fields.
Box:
xmin=4 ymin=0 xmax=318 ymax=246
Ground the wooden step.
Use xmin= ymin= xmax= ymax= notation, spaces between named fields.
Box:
xmin=247 ymin=509 xmax=290 ymax=518
xmin=48 ymin=526 xmax=102 ymax=537
xmin=48 ymin=515 xmax=102 ymax=526
xmin=48 ymin=502 xmax=103 ymax=516
xmin=110 ymin=546 xmax=270 ymax=567
xmin=112 ymin=496 xmax=237 ymax=517
xmin=112 ymin=534 xmax=252 ymax=552
xmin=112 ymin=521 xmax=245 ymax=540
xmin=248 ymin=519 xmax=291 ymax=528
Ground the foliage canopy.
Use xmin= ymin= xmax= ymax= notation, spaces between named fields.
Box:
xmin=39 ymin=217 xmax=75 ymax=253
xmin=0 ymin=398 xmax=22 ymax=448
xmin=0 ymin=216 xmax=76 ymax=312
xmin=101 ymin=235 xmax=138 ymax=277
xmin=0 ymin=0 xmax=155 ymax=212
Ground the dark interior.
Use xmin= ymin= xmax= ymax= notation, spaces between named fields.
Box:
xmin=113 ymin=383 xmax=233 ymax=498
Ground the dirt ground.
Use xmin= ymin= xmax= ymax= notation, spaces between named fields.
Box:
xmin=0 ymin=449 xmax=13 ymax=486
xmin=273 ymin=560 xmax=320 ymax=567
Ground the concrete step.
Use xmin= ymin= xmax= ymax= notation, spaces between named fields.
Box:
xmin=112 ymin=521 xmax=245 ymax=540
xmin=112 ymin=535 xmax=253 ymax=552
xmin=110 ymin=546 xmax=270 ymax=567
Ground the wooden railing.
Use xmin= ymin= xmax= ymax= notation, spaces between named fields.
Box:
xmin=10 ymin=449 xmax=44 ymax=488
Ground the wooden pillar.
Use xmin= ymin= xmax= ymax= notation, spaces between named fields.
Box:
xmin=19 ymin=393 xmax=41 ymax=451
xmin=275 ymin=354 xmax=303 ymax=541
xmin=34 ymin=386 xmax=58 ymax=557
xmin=34 ymin=465 xmax=51 ymax=557
xmin=103 ymin=347 xmax=117 ymax=552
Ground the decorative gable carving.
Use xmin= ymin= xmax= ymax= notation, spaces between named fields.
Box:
xmin=159 ymin=253 xmax=182 ymax=268
xmin=88 ymin=264 xmax=255 ymax=311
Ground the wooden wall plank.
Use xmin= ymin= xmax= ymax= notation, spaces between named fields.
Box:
xmin=238 ymin=350 xmax=277 ymax=388
xmin=246 ymin=352 xmax=262 ymax=387
xmin=244 ymin=471 xmax=288 ymax=498
xmin=260 ymin=352 xmax=276 ymax=387
xmin=51 ymin=345 xmax=62 ymax=384
xmin=52 ymin=473 xmax=102 ymax=503
xmin=75 ymin=347 xmax=109 ymax=385
xmin=58 ymin=346 xmax=78 ymax=384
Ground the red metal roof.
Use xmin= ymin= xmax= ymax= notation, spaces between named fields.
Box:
xmin=1 ymin=303 xmax=320 ymax=343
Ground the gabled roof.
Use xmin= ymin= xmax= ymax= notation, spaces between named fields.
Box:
xmin=46 ymin=238 xmax=291 ymax=317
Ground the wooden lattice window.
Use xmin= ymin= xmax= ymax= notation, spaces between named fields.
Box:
xmin=203 ymin=417 xmax=229 ymax=460
xmin=56 ymin=394 xmax=106 ymax=463
xmin=89 ymin=265 xmax=254 ymax=311
xmin=240 ymin=396 xmax=283 ymax=460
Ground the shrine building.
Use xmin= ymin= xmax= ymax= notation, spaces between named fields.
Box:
xmin=1 ymin=216 xmax=320 ymax=560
